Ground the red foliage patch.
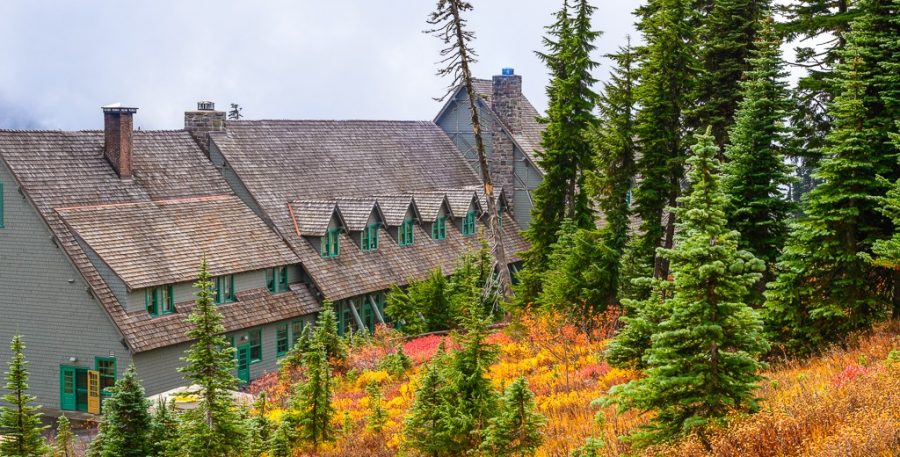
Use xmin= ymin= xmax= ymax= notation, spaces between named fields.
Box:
xmin=831 ymin=364 xmax=869 ymax=387
xmin=402 ymin=334 xmax=451 ymax=364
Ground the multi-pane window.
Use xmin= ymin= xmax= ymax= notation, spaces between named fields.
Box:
xmin=146 ymin=285 xmax=175 ymax=317
xmin=276 ymin=324 xmax=289 ymax=357
xmin=267 ymin=267 xmax=289 ymax=293
xmin=321 ymin=228 xmax=340 ymax=258
xmin=95 ymin=357 xmax=116 ymax=393
xmin=215 ymin=275 xmax=235 ymax=304
xmin=462 ymin=210 xmax=476 ymax=236
xmin=432 ymin=216 xmax=447 ymax=240
xmin=291 ymin=320 xmax=308 ymax=347
xmin=362 ymin=224 xmax=379 ymax=251
xmin=249 ymin=329 xmax=262 ymax=363
xmin=399 ymin=219 xmax=414 ymax=246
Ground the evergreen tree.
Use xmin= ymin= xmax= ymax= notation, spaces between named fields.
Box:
xmin=90 ymin=365 xmax=152 ymax=457
xmin=520 ymin=0 xmax=600 ymax=301
xmin=721 ymin=16 xmax=795 ymax=299
xmin=403 ymin=363 xmax=452 ymax=457
xmin=177 ymin=258 xmax=245 ymax=457
xmin=385 ymin=268 xmax=451 ymax=335
xmin=53 ymin=415 xmax=75 ymax=457
xmin=607 ymin=130 xmax=768 ymax=448
xmin=294 ymin=343 xmax=334 ymax=447
xmin=148 ymin=399 xmax=179 ymax=457
xmin=691 ymin=0 xmax=764 ymax=152
xmin=765 ymin=0 xmax=900 ymax=352
xmin=621 ymin=0 xmax=698 ymax=299
xmin=605 ymin=277 xmax=674 ymax=369
xmin=365 ymin=381 xmax=388 ymax=433
xmin=481 ymin=376 xmax=545 ymax=457
xmin=313 ymin=306 xmax=347 ymax=361
xmin=268 ymin=419 xmax=295 ymax=457
xmin=442 ymin=300 xmax=499 ymax=454
xmin=0 ymin=335 xmax=48 ymax=457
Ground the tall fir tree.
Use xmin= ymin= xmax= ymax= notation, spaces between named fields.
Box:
xmin=294 ymin=343 xmax=334 ymax=447
xmin=312 ymin=306 xmax=347 ymax=361
xmin=0 ymin=335 xmax=48 ymax=457
xmin=519 ymin=0 xmax=600 ymax=301
xmin=89 ymin=365 xmax=152 ymax=457
xmin=403 ymin=362 xmax=453 ymax=457
xmin=691 ymin=0 xmax=765 ymax=152
xmin=873 ymin=128 xmax=900 ymax=318
xmin=481 ymin=376 xmax=545 ymax=457
xmin=765 ymin=0 xmax=900 ymax=352
xmin=53 ymin=415 xmax=75 ymax=457
xmin=148 ymin=399 xmax=179 ymax=457
xmin=721 ymin=16 xmax=795 ymax=299
xmin=620 ymin=0 xmax=698 ymax=300
xmin=605 ymin=276 xmax=674 ymax=369
xmin=607 ymin=129 xmax=768 ymax=449
xmin=177 ymin=258 xmax=245 ymax=457
xmin=365 ymin=381 xmax=388 ymax=434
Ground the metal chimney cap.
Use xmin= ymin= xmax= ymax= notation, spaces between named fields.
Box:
xmin=197 ymin=101 xmax=215 ymax=111
xmin=102 ymin=103 xmax=138 ymax=114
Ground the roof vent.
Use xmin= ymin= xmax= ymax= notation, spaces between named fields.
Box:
xmin=197 ymin=101 xmax=215 ymax=111
xmin=501 ymin=67 xmax=515 ymax=76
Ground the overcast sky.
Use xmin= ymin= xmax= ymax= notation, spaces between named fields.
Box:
xmin=0 ymin=1 xmax=640 ymax=130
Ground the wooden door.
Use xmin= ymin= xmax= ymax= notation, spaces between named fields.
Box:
xmin=59 ymin=366 xmax=76 ymax=411
xmin=87 ymin=370 xmax=101 ymax=414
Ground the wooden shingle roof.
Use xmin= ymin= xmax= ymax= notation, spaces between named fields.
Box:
xmin=0 ymin=129 xmax=313 ymax=353
xmin=335 ymin=198 xmax=384 ymax=231
xmin=290 ymin=200 xmax=342 ymax=236
xmin=56 ymin=195 xmax=296 ymax=289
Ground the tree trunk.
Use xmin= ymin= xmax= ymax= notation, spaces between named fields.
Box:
xmin=449 ymin=0 xmax=514 ymax=300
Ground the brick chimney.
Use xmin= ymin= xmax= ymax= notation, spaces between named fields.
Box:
xmin=489 ymin=68 xmax=521 ymax=210
xmin=184 ymin=101 xmax=226 ymax=154
xmin=102 ymin=104 xmax=138 ymax=178
xmin=491 ymin=68 xmax=523 ymax=134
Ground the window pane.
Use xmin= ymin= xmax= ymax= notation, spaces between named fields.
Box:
xmin=276 ymin=324 xmax=289 ymax=356
xmin=266 ymin=269 xmax=275 ymax=292
xmin=249 ymin=329 xmax=262 ymax=362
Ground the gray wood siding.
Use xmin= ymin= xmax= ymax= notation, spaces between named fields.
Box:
xmin=126 ymin=268 xmax=272 ymax=313
xmin=0 ymin=162 xmax=130 ymax=411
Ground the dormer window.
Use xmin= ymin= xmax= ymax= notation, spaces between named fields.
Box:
xmin=362 ymin=224 xmax=379 ymax=251
xmin=432 ymin=216 xmax=447 ymax=240
xmin=267 ymin=266 xmax=289 ymax=293
xmin=399 ymin=219 xmax=415 ymax=246
xmin=215 ymin=275 xmax=235 ymax=304
xmin=462 ymin=210 xmax=476 ymax=236
xmin=321 ymin=228 xmax=340 ymax=258
xmin=146 ymin=285 xmax=175 ymax=317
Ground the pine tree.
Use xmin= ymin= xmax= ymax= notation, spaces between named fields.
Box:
xmin=481 ymin=376 xmax=545 ymax=457
xmin=403 ymin=363 xmax=452 ymax=457
xmin=313 ymin=306 xmax=347 ymax=361
xmin=427 ymin=0 xmax=513 ymax=299
xmin=365 ymin=381 xmax=388 ymax=433
xmin=765 ymin=0 xmax=899 ymax=352
xmin=177 ymin=258 xmax=245 ymax=457
xmin=0 ymin=335 xmax=48 ymax=457
xmin=691 ymin=0 xmax=764 ymax=152
xmin=385 ymin=268 xmax=451 ymax=334
xmin=520 ymin=0 xmax=600 ymax=301
xmin=53 ymin=415 xmax=75 ymax=457
xmin=605 ymin=277 xmax=674 ymax=369
xmin=442 ymin=300 xmax=499 ymax=454
xmin=148 ymin=399 xmax=179 ymax=457
xmin=89 ymin=365 xmax=152 ymax=457
xmin=268 ymin=419 xmax=295 ymax=457
xmin=721 ymin=16 xmax=795 ymax=299
xmin=621 ymin=0 xmax=698 ymax=299
xmin=607 ymin=130 xmax=768 ymax=449
xmin=294 ymin=343 xmax=334 ymax=447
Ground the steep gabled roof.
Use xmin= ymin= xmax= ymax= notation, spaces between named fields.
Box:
xmin=0 ymin=129 xmax=310 ymax=353
xmin=56 ymin=195 xmax=296 ymax=289
xmin=439 ymin=188 xmax=482 ymax=216
xmin=289 ymin=200 xmax=344 ymax=236
xmin=335 ymin=198 xmax=385 ymax=231
xmin=412 ymin=192 xmax=453 ymax=222
xmin=373 ymin=195 xmax=420 ymax=226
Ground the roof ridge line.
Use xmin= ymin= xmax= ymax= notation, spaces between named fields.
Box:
xmin=54 ymin=193 xmax=233 ymax=212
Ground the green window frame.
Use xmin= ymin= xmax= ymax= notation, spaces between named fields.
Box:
xmin=276 ymin=324 xmax=289 ymax=357
xmin=463 ymin=210 xmax=476 ymax=236
xmin=432 ymin=216 xmax=447 ymax=240
xmin=215 ymin=275 xmax=235 ymax=304
xmin=145 ymin=285 xmax=175 ymax=317
xmin=362 ymin=224 xmax=379 ymax=251
xmin=267 ymin=267 xmax=290 ymax=293
xmin=399 ymin=219 xmax=414 ymax=246
xmin=249 ymin=329 xmax=262 ymax=363
xmin=94 ymin=357 xmax=116 ymax=393
xmin=321 ymin=228 xmax=340 ymax=258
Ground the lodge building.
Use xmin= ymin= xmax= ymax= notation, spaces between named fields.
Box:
xmin=0 ymin=69 xmax=544 ymax=414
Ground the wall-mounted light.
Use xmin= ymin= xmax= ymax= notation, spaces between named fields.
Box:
xmin=68 ymin=357 xmax=77 ymax=363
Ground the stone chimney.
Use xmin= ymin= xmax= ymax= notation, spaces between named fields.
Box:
xmin=489 ymin=68 xmax=521 ymax=211
xmin=184 ymin=101 xmax=226 ymax=154
xmin=102 ymin=104 xmax=138 ymax=178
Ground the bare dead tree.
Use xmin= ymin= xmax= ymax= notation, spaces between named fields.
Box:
xmin=426 ymin=0 xmax=513 ymax=300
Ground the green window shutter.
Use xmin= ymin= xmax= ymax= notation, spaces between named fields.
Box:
xmin=278 ymin=266 xmax=288 ymax=292
xmin=145 ymin=289 xmax=157 ymax=317
xmin=362 ymin=228 xmax=369 ymax=251
xmin=228 ymin=275 xmax=235 ymax=302
xmin=372 ymin=225 xmax=378 ymax=249
xmin=162 ymin=285 xmax=175 ymax=314
xmin=214 ymin=277 xmax=222 ymax=304
xmin=266 ymin=268 xmax=276 ymax=292
xmin=276 ymin=324 xmax=289 ymax=357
